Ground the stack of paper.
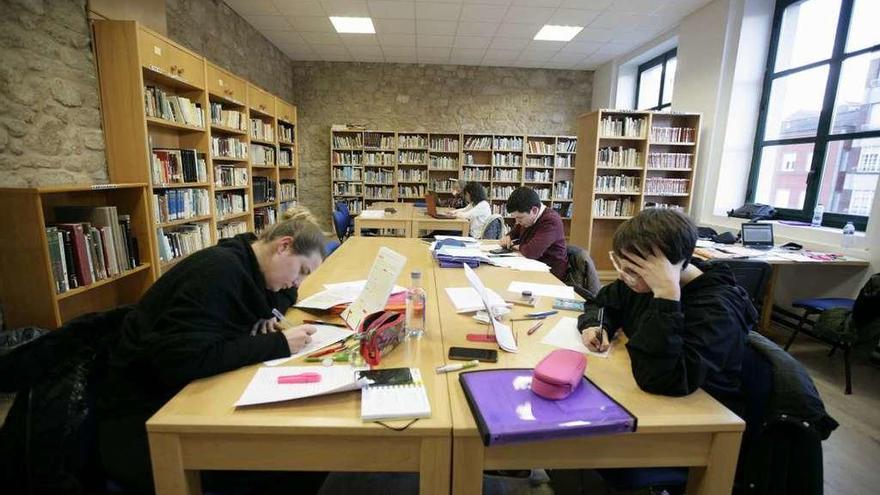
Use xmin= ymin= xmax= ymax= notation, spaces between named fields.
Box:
xmin=235 ymin=365 xmax=366 ymax=406
xmin=489 ymin=257 xmax=551 ymax=272
xmin=358 ymin=210 xmax=385 ymax=219
xmin=445 ymin=287 xmax=508 ymax=313
xmin=294 ymin=279 xmax=406 ymax=310
xmin=507 ymin=281 xmax=576 ymax=299
xmin=434 ymin=246 xmax=491 ymax=267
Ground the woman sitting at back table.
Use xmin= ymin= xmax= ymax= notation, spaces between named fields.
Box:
xmin=442 ymin=179 xmax=467 ymax=209
xmin=453 ymin=181 xmax=492 ymax=238
xmin=97 ymin=207 xmax=329 ymax=495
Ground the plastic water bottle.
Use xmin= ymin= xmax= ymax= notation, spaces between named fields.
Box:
xmin=842 ymin=221 xmax=856 ymax=248
xmin=811 ymin=203 xmax=825 ymax=227
xmin=405 ymin=271 xmax=426 ymax=339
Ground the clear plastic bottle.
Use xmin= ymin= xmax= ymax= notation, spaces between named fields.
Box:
xmin=842 ymin=221 xmax=856 ymax=248
xmin=811 ymin=203 xmax=825 ymax=227
xmin=405 ymin=271 xmax=426 ymax=339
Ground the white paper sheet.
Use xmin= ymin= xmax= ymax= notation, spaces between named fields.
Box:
xmin=342 ymin=247 xmax=407 ymax=331
xmin=489 ymin=257 xmax=551 ymax=272
xmin=541 ymin=317 xmax=610 ymax=358
xmin=445 ymin=287 xmax=509 ymax=313
xmin=323 ymin=280 xmax=406 ymax=296
xmin=293 ymin=288 xmax=355 ymax=310
xmin=434 ymin=235 xmax=477 ymax=242
xmin=235 ymin=365 xmax=367 ymax=407
xmin=358 ymin=210 xmax=385 ymax=219
xmin=263 ymin=324 xmax=355 ymax=366
xmin=434 ymin=246 xmax=492 ymax=262
xmin=507 ymin=281 xmax=576 ymax=299
xmin=463 ymin=264 xmax=518 ymax=353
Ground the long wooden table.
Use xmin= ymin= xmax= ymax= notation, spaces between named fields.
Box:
xmin=352 ymin=203 xmax=469 ymax=238
xmin=410 ymin=210 xmax=469 ymax=237
xmin=147 ymin=239 xmax=451 ymax=495
xmin=434 ymin=264 xmax=745 ymax=495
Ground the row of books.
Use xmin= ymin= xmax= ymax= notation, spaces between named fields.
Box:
xmin=645 ymin=202 xmax=684 ymax=210
xmin=280 ymin=180 xmax=296 ymax=201
xmin=494 ymin=153 xmax=522 ymax=166
xmin=251 ymin=144 xmax=275 ymax=166
xmin=398 ymin=151 xmax=427 ymax=164
xmin=337 ymin=198 xmax=363 ymax=214
xmin=157 ymin=222 xmax=210 ymax=263
xmin=596 ymin=175 xmax=640 ymax=193
xmin=332 ymin=151 xmax=362 ymax=165
xmin=648 ymin=152 xmax=693 ymax=169
xmin=527 ymin=156 xmax=554 ymax=168
xmin=46 ymin=206 xmax=139 ymax=293
xmin=463 ymin=153 xmax=490 ymax=165
xmin=398 ymin=185 xmax=426 ymax=198
xmin=431 ymin=178 xmax=457 ymax=193
xmin=212 ymin=137 xmax=248 ymax=159
xmin=464 ymin=136 xmax=491 ymax=149
xmin=527 ymin=141 xmax=554 ymax=154
xmin=599 ymin=147 xmax=641 ymax=168
xmin=651 ymin=127 xmax=695 ymax=143
xmin=364 ymin=152 xmax=394 ymax=166
xmin=153 ymin=189 xmax=210 ymax=223
xmin=491 ymin=203 xmax=507 ymax=216
xmin=333 ymin=167 xmax=362 ymax=181
xmin=216 ymin=191 xmax=248 ymax=217
xmin=280 ymin=200 xmax=298 ymax=214
xmin=491 ymin=185 xmax=516 ymax=199
xmin=593 ymin=197 xmax=636 ymax=217
xmin=645 ymin=178 xmax=690 ymax=194
xmin=279 ymin=148 xmax=292 ymax=166
xmin=429 ymin=156 xmax=458 ymax=169
xmin=493 ymin=169 xmax=520 ymax=181
xmin=365 ymin=169 xmax=394 ymax=184
xmin=251 ymin=118 xmax=274 ymax=142
xmin=600 ymin=116 xmax=645 ymax=138
xmin=557 ymin=140 xmax=577 ymax=153
xmin=430 ymin=137 xmax=459 ymax=152
xmin=214 ymin=165 xmax=248 ymax=187
xmin=463 ymin=169 xmax=490 ymax=181
xmin=218 ymin=220 xmax=248 ymax=239
xmin=398 ymin=135 xmax=428 ymax=148
xmin=151 ymin=148 xmax=207 ymax=185
xmin=365 ymin=186 xmax=394 ymax=199
xmin=209 ymin=103 xmax=246 ymax=131
xmin=278 ymin=122 xmax=294 ymax=143
xmin=556 ymin=155 xmax=574 ymax=167
xmin=364 ymin=132 xmax=395 ymax=149
xmin=253 ymin=176 xmax=276 ymax=203
xmin=333 ymin=134 xmax=363 ymax=149
xmin=551 ymin=202 xmax=572 ymax=218
xmin=254 ymin=207 xmax=277 ymax=234
xmin=494 ymin=136 xmax=523 ymax=151
xmin=524 ymin=170 xmax=552 ymax=182
xmin=333 ymin=183 xmax=363 ymax=195
xmin=553 ymin=181 xmax=573 ymax=199
xmin=533 ymin=187 xmax=551 ymax=200
xmin=144 ymin=86 xmax=204 ymax=127
xmin=398 ymin=169 xmax=428 ymax=182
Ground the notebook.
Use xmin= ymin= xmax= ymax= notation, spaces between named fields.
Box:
xmin=235 ymin=366 xmax=367 ymax=407
xmin=357 ymin=367 xmax=432 ymax=422
xmin=459 ymin=368 xmax=636 ymax=446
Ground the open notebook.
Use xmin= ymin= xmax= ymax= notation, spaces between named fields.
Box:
xmin=357 ymin=368 xmax=431 ymax=422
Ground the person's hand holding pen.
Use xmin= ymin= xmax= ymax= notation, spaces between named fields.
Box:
xmin=272 ymin=308 xmax=318 ymax=354
xmin=580 ymin=307 xmax=610 ymax=353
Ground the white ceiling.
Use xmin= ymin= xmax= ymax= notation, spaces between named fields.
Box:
xmin=223 ymin=0 xmax=712 ymax=70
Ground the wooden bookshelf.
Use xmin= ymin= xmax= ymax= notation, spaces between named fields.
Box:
xmin=94 ymin=20 xmax=299 ymax=267
xmin=570 ymin=109 xmax=701 ymax=272
xmin=329 ymin=127 xmax=576 ymax=235
xmin=0 ymin=184 xmax=155 ymax=328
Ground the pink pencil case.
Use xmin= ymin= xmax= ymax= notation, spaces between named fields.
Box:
xmin=531 ymin=349 xmax=586 ymax=400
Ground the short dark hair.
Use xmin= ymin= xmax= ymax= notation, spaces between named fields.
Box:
xmin=462 ymin=182 xmax=486 ymax=204
xmin=505 ymin=187 xmax=541 ymax=213
xmin=612 ymin=209 xmax=697 ymax=269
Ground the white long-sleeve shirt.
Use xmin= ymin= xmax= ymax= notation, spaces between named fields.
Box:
xmin=454 ymin=200 xmax=491 ymax=237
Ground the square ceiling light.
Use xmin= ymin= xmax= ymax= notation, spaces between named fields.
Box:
xmin=329 ymin=16 xmax=375 ymax=34
xmin=534 ymin=25 xmax=583 ymax=42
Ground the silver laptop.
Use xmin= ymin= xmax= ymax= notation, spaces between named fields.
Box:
xmin=741 ymin=222 xmax=774 ymax=250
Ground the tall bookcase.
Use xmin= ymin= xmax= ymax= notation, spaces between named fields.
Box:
xmin=330 ymin=127 xmax=577 ymax=237
xmin=571 ymin=109 xmax=701 ymax=272
xmin=0 ymin=184 xmax=155 ymax=329
xmin=93 ymin=20 xmax=298 ymax=274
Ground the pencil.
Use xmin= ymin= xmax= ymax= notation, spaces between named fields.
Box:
xmin=303 ymin=319 xmax=348 ymax=328
xmin=526 ymin=320 xmax=544 ymax=335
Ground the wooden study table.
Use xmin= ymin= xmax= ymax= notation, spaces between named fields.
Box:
xmin=433 ymin=264 xmax=745 ymax=495
xmin=352 ymin=206 xmax=413 ymax=237
xmin=410 ymin=209 xmax=470 ymax=237
xmin=146 ymin=238 xmax=451 ymax=495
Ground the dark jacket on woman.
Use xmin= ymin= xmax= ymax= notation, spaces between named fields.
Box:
xmin=578 ymin=262 xmax=757 ymax=414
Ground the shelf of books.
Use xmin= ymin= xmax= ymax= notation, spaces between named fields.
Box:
xmin=94 ymin=20 xmax=298 ymax=273
xmin=570 ymin=109 xmax=701 ymax=272
xmin=0 ymin=184 xmax=154 ymax=329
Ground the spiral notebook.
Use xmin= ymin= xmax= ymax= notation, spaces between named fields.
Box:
xmin=357 ymin=368 xmax=432 ymax=422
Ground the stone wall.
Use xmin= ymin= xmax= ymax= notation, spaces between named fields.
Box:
xmin=166 ymin=0 xmax=294 ymax=101
xmin=291 ymin=62 xmax=593 ymax=226
xmin=0 ymin=0 xmax=107 ymax=187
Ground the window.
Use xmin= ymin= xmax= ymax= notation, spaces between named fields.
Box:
xmin=748 ymin=0 xmax=880 ymax=230
xmin=636 ymin=48 xmax=677 ymax=111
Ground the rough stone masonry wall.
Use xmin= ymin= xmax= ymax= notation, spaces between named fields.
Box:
xmin=291 ymin=62 xmax=593 ymax=227
xmin=0 ymin=0 xmax=294 ymax=188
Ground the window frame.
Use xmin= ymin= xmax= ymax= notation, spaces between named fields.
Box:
xmin=746 ymin=0 xmax=880 ymax=231
xmin=635 ymin=48 xmax=677 ymax=111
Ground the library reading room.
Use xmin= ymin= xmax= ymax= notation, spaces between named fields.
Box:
xmin=2 ymin=1 xmax=880 ymax=494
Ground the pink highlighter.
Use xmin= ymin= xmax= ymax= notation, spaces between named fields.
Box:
xmin=277 ymin=372 xmax=322 ymax=384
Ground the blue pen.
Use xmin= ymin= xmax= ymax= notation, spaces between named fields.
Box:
xmin=271 ymin=308 xmax=295 ymax=328
xmin=525 ymin=310 xmax=558 ymax=318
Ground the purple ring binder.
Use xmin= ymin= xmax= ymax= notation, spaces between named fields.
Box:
xmin=459 ymin=368 xmax=637 ymax=446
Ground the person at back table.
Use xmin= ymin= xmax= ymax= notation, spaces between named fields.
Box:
xmin=442 ymin=178 xmax=467 ymax=209
xmin=578 ymin=208 xmax=757 ymax=415
xmin=97 ymin=207 xmax=329 ymax=495
xmin=453 ymin=181 xmax=491 ymax=237
xmin=499 ymin=187 xmax=567 ymax=279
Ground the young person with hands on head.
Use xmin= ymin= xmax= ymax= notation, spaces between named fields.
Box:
xmin=499 ymin=187 xmax=568 ymax=279
xmin=578 ymin=208 xmax=757 ymax=415
xmin=97 ymin=206 xmax=329 ymax=495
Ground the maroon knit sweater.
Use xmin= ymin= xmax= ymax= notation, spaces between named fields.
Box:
xmin=510 ymin=207 xmax=568 ymax=279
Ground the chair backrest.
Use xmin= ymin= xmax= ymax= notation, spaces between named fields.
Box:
xmin=332 ymin=210 xmax=348 ymax=241
xmin=335 ymin=201 xmax=350 ymax=216
xmin=565 ymin=245 xmax=601 ymax=298
xmin=479 ymin=214 xmax=504 ymax=240
xmin=707 ymin=259 xmax=772 ymax=312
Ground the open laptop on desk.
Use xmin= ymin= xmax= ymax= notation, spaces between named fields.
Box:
xmin=425 ymin=193 xmax=456 ymax=219
xmin=741 ymin=222 xmax=774 ymax=250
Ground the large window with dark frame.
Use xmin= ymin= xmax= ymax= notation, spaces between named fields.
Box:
xmin=747 ymin=0 xmax=880 ymax=230
xmin=636 ymin=48 xmax=677 ymax=111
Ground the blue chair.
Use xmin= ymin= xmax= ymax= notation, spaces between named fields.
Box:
xmin=785 ymin=298 xmax=855 ymax=351
xmin=324 ymin=239 xmax=341 ymax=256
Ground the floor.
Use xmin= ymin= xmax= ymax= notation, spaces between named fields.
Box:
xmin=1 ymin=324 xmax=877 ymax=494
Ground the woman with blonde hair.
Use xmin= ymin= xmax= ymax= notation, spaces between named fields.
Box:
xmin=97 ymin=206 xmax=328 ymax=494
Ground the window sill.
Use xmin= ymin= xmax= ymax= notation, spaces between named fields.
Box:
xmin=703 ymin=214 xmax=871 ymax=256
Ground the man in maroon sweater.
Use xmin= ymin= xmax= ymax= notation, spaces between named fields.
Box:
xmin=500 ymin=187 xmax=568 ymax=279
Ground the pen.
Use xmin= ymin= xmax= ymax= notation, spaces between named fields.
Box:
xmin=302 ymin=319 xmax=348 ymax=328
xmin=305 ymin=353 xmax=350 ymax=363
xmin=526 ymin=320 xmax=544 ymax=335
xmin=307 ymin=342 xmax=344 ymax=358
xmin=526 ymin=310 xmax=558 ymax=318
xmin=510 ymin=316 xmax=546 ymax=322
xmin=436 ymin=360 xmax=479 ymax=374
xmin=597 ymin=307 xmax=605 ymax=346
xmin=272 ymin=308 xmax=294 ymax=328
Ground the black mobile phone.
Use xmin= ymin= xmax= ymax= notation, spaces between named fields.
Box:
xmin=448 ymin=346 xmax=498 ymax=363
xmin=489 ymin=247 xmax=513 ymax=255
